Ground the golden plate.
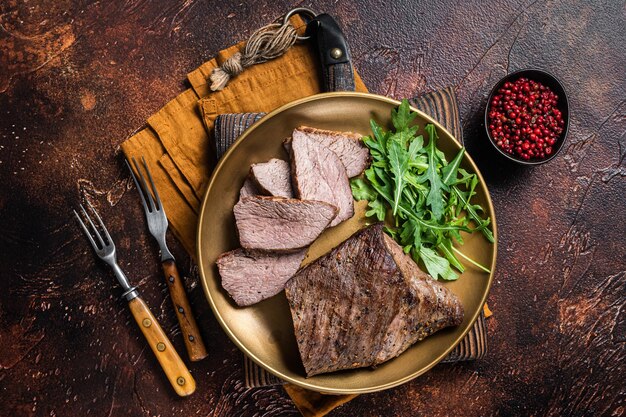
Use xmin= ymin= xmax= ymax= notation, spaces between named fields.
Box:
xmin=197 ymin=92 xmax=497 ymax=394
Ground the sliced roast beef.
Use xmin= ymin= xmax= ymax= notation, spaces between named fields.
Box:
xmin=287 ymin=126 xmax=369 ymax=177
xmin=290 ymin=131 xmax=354 ymax=227
xmin=234 ymin=196 xmax=338 ymax=251
xmin=217 ymin=248 xmax=306 ymax=306
xmin=284 ymin=223 xmax=464 ymax=377
xmin=239 ymin=178 xmax=259 ymax=199
xmin=250 ymin=158 xmax=293 ymax=198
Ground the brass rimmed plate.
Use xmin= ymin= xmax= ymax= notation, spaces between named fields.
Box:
xmin=197 ymin=92 xmax=497 ymax=394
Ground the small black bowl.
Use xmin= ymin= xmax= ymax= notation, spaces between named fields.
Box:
xmin=484 ymin=69 xmax=570 ymax=165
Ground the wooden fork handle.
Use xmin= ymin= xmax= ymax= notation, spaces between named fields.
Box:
xmin=162 ymin=260 xmax=208 ymax=361
xmin=128 ymin=297 xmax=196 ymax=397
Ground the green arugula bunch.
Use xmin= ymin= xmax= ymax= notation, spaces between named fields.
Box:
xmin=351 ymin=99 xmax=494 ymax=280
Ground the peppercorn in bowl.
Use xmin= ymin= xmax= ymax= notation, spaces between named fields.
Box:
xmin=485 ymin=69 xmax=569 ymax=165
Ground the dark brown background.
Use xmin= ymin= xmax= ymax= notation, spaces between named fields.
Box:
xmin=1 ymin=0 xmax=624 ymax=416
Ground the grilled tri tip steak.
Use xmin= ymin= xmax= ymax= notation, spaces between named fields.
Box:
xmin=217 ymin=248 xmax=306 ymax=306
xmin=284 ymin=223 xmax=464 ymax=377
xmin=234 ymin=196 xmax=338 ymax=252
xmin=291 ymin=126 xmax=369 ymax=177
xmin=290 ymin=129 xmax=354 ymax=227
xmin=250 ymin=158 xmax=293 ymax=198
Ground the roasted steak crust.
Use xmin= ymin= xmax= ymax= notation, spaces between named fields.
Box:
xmin=284 ymin=223 xmax=464 ymax=376
xmin=233 ymin=196 xmax=338 ymax=252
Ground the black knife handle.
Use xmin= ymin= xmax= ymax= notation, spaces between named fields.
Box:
xmin=305 ymin=13 xmax=356 ymax=92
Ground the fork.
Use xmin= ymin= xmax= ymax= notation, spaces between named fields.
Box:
xmin=126 ymin=157 xmax=208 ymax=362
xmin=74 ymin=201 xmax=196 ymax=397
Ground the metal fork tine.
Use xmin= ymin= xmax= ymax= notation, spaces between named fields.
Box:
xmin=80 ymin=204 xmax=105 ymax=249
xmin=74 ymin=209 xmax=99 ymax=251
xmin=128 ymin=155 xmax=174 ymax=262
xmin=131 ymin=157 xmax=156 ymax=212
xmin=141 ymin=156 xmax=161 ymax=211
xmin=85 ymin=200 xmax=113 ymax=246
xmin=126 ymin=159 xmax=149 ymax=212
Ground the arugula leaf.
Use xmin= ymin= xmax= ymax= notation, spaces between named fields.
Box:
xmin=408 ymin=135 xmax=424 ymax=160
xmin=452 ymin=186 xmax=495 ymax=243
xmin=371 ymin=161 xmax=388 ymax=170
xmin=400 ymin=217 xmax=421 ymax=249
xmin=366 ymin=197 xmax=387 ymax=221
xmin=437 ymin=239 xmax=465 ymax=272
xmin=363 ymin=120 xmax=390 ymax=163
xmin=373 ymin=166 xmax=394 ymax=192
xmin=387 ymin=140 xmax=410 ymax=215
xmin=404 ymin=171 xmax=428 ymax=193
xmin=350 ymin=178 xmax=377 ymax=201
xmin=362 ymin=135 xmax=384 ymax=161
xmin=435 ymin=148 xmax=448 ymax=165
xmin=401 ymin=186 xmax=417 ymax=208
xmin=369 ymin=119 xmax=388 ymax=149
xmin=388 ymin=100 xmax=419 ymax=148
xmin=441 ymin=148 xmax=465 ymax=186
xmin=450 ymin=168 xmax=475 ymax=187
xmin=417 ymin=124 xmax=448 ymax=221
xmin=417 ymin=246 xmax=458 ymax=281
xmin=384 ymin=226 xmax=398 ymax=240
xmin=391 ymin=99 xmax=417 ymax=132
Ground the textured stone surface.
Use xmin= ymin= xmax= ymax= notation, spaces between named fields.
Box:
xmin=0 ymin=0 xmax=624 ymax=416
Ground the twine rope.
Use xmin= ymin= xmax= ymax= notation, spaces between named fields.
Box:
xmin=210 ymin=22 xmax=298 ymax=91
